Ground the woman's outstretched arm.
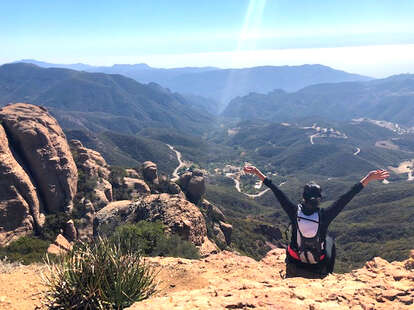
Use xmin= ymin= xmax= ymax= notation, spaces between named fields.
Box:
xmin=244 ymin=165 xmax=297 ymax=220
xmin=324 ymin=169 xmax=389 ymax=224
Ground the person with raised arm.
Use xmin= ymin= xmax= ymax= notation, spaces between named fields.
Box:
xmin=244 ymin=165 xmax=389 ymax=276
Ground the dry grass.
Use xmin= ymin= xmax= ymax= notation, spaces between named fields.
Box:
xmin=0 ymin=257 xmax=21 ymax=274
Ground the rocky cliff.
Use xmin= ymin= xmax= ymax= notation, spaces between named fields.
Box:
xmin=129 ymin=249 xmax=414 ymax=310
xmin=0 ymin=103 xmax=224 ymax=252
xmin=0 ymin=103 xmax=78 ymax=246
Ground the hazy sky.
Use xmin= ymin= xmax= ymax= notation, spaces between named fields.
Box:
xmin=2 ymin=0 xmax=414 ymax=77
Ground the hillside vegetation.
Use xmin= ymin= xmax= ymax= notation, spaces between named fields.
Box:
xmin=223 ymin=74 xmax=414 ymax=126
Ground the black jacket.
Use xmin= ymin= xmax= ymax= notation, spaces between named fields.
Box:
xmin=263 ymin=178 xmax=364 ymax=249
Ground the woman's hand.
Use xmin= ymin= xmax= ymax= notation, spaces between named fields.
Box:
xmin=360 ymin=169 xmax=390 ymax=186
xmin=243 ymin=165 xmax=266 ymax=181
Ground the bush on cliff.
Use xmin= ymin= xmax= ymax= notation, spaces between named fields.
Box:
xmin=43 ymin=237 xmax=157 ymax=310
xmin=111 ymin=221 xmax=200 ymax=259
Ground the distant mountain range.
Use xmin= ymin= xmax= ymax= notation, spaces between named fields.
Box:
xmin=15 ymin=60 xmax=372 ymax=110
xmin=223 ymin=74 xmax=414 ymax=126
xmin=0 ymin=63 xmax=214 ymax=135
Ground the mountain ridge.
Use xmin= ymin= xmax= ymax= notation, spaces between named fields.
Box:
xmin=13 ymin=60 xmax=372 ymax=108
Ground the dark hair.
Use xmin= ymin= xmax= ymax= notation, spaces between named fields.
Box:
xmin=303 ymin=182 xmax=322 ymax=201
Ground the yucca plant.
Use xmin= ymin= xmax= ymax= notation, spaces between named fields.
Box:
xmin=43 ymin=237 xmax=158 ymax=309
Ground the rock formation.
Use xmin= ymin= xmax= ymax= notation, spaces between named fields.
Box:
xmin=128 ymin=249 xmax=414 ymax=310
xmin=94 ymin=193 xmax=214 ymax=253
xmin=142 ymin=161 xmax=158 ymax=185
xmin=0 ymin=103 xmax=78 ymax=245
xmin=69 ymin=139 xmax=113 ymax=210
xmin=123 ymin=177 xmax=151 ymax=198
xmin=177 ymin=169 xmax=206 ymax=204
xmin=0 ymin=104 xmax=78 ymax=214
xmin=0 ymin=125 xmax=44 ymax=245
xmin=47 ymin=233 xmax=72 ymax=256
xmin=75 ymin=199 xmax=95 ymax=241
xmin=200 ymin=199 xmax=232 ymax=247
xmin=141 ymin=161 xmax=185 ymax=197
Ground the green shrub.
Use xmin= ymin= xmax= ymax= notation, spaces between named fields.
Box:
xmin=111 ymin=221 xmax=165 ymax=256
xmin=152 ymin=234 xmax=200 ymax=259
xmin=111 ymin=221 xmax=200 ymax=259
xmin=43 ymin=237 xmax=157 ymax=310
xmin=41 ymin=213 xmax=71 ymax=241
xmin=0 ymin=236 xmax=51 ymax=265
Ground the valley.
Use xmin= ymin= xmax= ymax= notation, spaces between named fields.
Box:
xmin=1 ymin=62 xmax=414 ymax=274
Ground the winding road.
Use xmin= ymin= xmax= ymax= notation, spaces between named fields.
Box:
xmin=167 ymin=143 xmax=289 ymax=196
xmin=226 ymin=173 xmax=285 ymax=199
xmin=166 ymin=144 xmax=185 ymax=181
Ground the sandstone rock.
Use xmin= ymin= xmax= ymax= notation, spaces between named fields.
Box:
xmin=0 ymin=104 xmax=78 ymax=213
xmin=70 ymin=140 xmax=110 ymax=180
xmin=128 ymin=249 xmax=414 ymax=310
xmin=142 ymin=161 xmax=158 ymax=184
xmin=206 ymin=202 xmax=225 ymax=222
xmin=54 ymin=234 xmax=72 ymax=251
xmin=176 ymin=172 xmax=192 ymax=190
xmin=93 ymin=178 xmax=113 ymax=209
xmin=95 ymin=194 xmax=208 ymax=246
xmin=219 ymin=221 xmax=233 ymax=245
xmin=47 ymin=233 xmax=72 ymax=255
xmin=201 ymin=199 xmax=232 ymax=246
xmin=63 ymin=219 xmax=77 ymax=242
xmin=177 ymin=170 xmax=206 ymax=204
xmin=213 ymin=223 xmax=226 ymax=246
xmin=123 ymin=177 xmax=150 ymax=198
xmin=157 ymin=175 xmax=185 ymax=197
xmin=0 ymin=125 xmax=45 ymax=246
xmin=76 ymin=199 xmax=95 ymax=241
xmin=199 ymin=236 xmax=219 ymax=257
xmin=187 ymin=176 xmax=205 ymax=203
xmin=70 ymin=139 xmax=113 ymax=210
xmin=125 ymin=168 xmax=140 ymax=179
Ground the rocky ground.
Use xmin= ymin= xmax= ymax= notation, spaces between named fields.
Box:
xmin=1 ymin=249 xmax=412 ymax=310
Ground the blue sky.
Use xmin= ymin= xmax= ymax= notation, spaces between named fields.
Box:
xmin=2 ymin=0 xmax=414 ymax=77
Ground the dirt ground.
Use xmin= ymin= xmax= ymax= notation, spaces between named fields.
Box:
xmin=0 ymin=264 xmax=46 ymax=310
xmin=0 ymin=250 xmax=413 ymax=310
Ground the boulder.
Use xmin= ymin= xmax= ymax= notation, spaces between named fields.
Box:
xmin=176 ymin=172 xmax=192 ymax=190
xmin=142 ymin=161 xmax=158 ymax=184
xmin=0 ymin=104 xmax=78 ymax=213
xmin=95 ymin=193 xmax=208 ymax=246
xmin=213 ymin=222 xmax=226 ymax=246
xmin=125 ymin=168 xmax=140 ymax=179
xmin=63 ymin=219 xmax=77 ymax=242
xmin=219 ymin=221 xmax=233 ymax=245
xmin=177 ymin=170 xmax=206 ymax=204
xmin=47 ymin=233 xmax=72 ymax=255
xmin=187 ymin=176 xmax=206 ymax=203
xmin=157 ymin=175 xmax=185 ymax=198
xmin=123 ymin=177 xmax=151 ymax=198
